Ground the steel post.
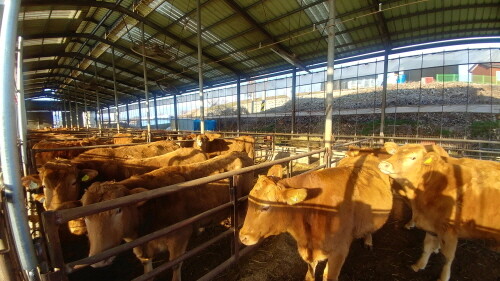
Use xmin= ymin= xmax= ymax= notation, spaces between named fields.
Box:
xmin=197 ymin=0 xmax=205 ymax=133
xmin=379 ymin=50 xmax=389 ymax=140
xmin=291 ymin=67 xmax=297 ymax=134
xmin=141 ymin=22 xmax=151 ymax=142
xmin=324 ymin=0 xmax=336 ymax=167
xmin=138 ymin=97 xmax=143 ymax=129
xmin=173 ymin=94 xmax=178 ymax=131
xmin=94 ymin=61 xmax=102 ymax=136
xmin=111 ymin=46 xmax=120 ymax=133
xmin=153 ymin=92 xmax=159 ymax=130
xmin=0 ymin=0 xmax=40 ymax=279
xmin=126 ymin=102 xmax=130 ymax=127
xmin=107 ymin=106 xmax=111 ymax=127
xmin=236 ymin=76 xmax=241 ymax=135
xmin=15 ymin=36 xmax=28 ymax=176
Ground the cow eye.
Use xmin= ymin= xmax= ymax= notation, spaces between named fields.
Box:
xmin=260 ymin=205 xmax=270 ymax=212
xmin=410 ymin=157 xmax=417 ymax=160
xmin=116 ymin=208 xmax=122 ymax=214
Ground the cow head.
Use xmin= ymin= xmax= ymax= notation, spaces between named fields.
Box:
xmin=194 ymin=134 xmax=209 ymax=151
xmin=378 ymin=144 xmax=433 ymax=187
xmin=81 ymin=182 xmax=146 ymax=268
xmin=239 ymin=174 xmax=307 ymax=246
xmin=38 ymin=159 xmax=98 ymax=210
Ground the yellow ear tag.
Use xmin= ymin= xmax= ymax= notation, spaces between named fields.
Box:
xmin=81 ymin=175 xmax=90 ymax=182
xmin=424 ymin=157 xmax=433 ymax=164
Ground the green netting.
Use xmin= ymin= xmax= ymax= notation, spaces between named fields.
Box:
xmin=435 ymin=74 xmax=459 ymax=82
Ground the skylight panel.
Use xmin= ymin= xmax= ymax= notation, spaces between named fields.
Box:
xmin=24 ymin=37 xmax=66 ymax=47
xmin=24 ymin=56 xmax=57 ymax=63
xmin=19 ymin=10 xmax=81 ymax=21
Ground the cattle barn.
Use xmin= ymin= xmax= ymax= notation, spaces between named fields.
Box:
xmin=0 ymin=1 xmax=498 ymax=281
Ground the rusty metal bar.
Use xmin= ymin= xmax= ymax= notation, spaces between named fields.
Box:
xmin=132 ymin=229 xmax=233 ymax=281
xmin=40 ymin=211 xmax=66 ymax=281
xmin=66 ymin=202 xmax=233 ymax=272
xmin=56 ymin=148 xmax=327 ymax=224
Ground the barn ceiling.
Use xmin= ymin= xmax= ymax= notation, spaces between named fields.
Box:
xmin=19 ymin=0 xmax=500 ymax=108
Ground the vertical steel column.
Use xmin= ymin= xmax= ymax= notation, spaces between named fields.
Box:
xmin=63 ymin=100 xmax=67 ymax=128
xmin=197 ymin=0 xmax=205 ymax=134
xmin=141 ymin=23 xmax=151 ymax=141
xmin=0 ymin=0 xmax=40 ymax=279
xmin=379 ymin=50 xmax=389 ymax=139
xmin=15 ymin=36 xmax=28 ymax=176
xmin=138 ymin=97 xmax=143 ymax=129
xmin=153 ymin=92 xmax=159 ymax=130
xmin=83 ymin=86 xmax=89 ymax=129
xmin=291 ymin=67 xmax=297 ymax=134
xmin=111 ymin=46 xmax=120 ymax=133
xmin=324 ymin=0 xmax=336 ymax=168
xmin=236 ymin=76 xmax=241 ymax=135
xmin=107 ymin=106 xmax=111 ymax=127
xmin=75 ymin=102 xmax=80 ymax=129
xmin=68 ymin=100 xmax=74 ymax=128
xmin=126 ymin=102 xmax=130 ymax=127
xmin=94 ymin=61 xmax=102 ymax=135
xmin=173 ymin=94 xmax=179 ymax=131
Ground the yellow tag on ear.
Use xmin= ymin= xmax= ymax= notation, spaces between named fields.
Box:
xmin=82 ymin=175 xmax=90 ymax=182
xmin=424 ymin=157 xmax=433 ymax=164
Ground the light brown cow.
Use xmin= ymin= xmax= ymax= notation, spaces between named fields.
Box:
xmin=75 ymin=140 xmax=178 ymax=161
xmin=81 ymin=152 xmax=254 ymax=281
xmin=239 ymin=160 xmax=393 ymax=281
xmin=378 ymin=145 xmax=500 ymax=281
xmin=194 ymin=135 xmax=255 ymax=159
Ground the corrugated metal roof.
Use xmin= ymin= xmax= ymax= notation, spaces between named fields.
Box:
xmin=20 ymin=0 xmax=500 ymax=107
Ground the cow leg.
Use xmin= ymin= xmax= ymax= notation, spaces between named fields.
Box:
xmin=325 ymin=242 xmax=350 ymax=281
xmin=168 ymin=227 xmax=192 ymax=281
xmin=142 ymin=259 xmax=153 ymax=273
xmin=363 ymin=234 xmax=373 ymax=250
xmin=437 ymin=232 xmax=457 ymax=281
xmin=304 ymin=260 xmax=318 ymax=281
xmin=404 ymin=219 xmax=416 ymax=230
xmin=411 ymin=232 xmax=439 ymax=271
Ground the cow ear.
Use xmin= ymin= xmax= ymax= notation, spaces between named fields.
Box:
xmin=422 ymin=152 xmax=439 ymax=166
xmin=266 ymin=165 xmax=283 ymax=179
xmin=384 ymin=142 xmax=399 ymax=155
xmin=129 ymin=188 xmax=149 ymax=207
xmin=80 ymin=169 xmax=98 ymax=182
xmin=21 ymin=175 xmax=42 ymax=190
xmin=282 ymin=188 xmax=307 ymax=205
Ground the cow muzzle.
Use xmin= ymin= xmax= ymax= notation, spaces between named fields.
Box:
xmin=239 ymin=231 xmax=258 ymax=246
xmin=90 ymin=256 xmax=115 ymax=268
xmin=378 ymin=161 xmax=394 ymax=175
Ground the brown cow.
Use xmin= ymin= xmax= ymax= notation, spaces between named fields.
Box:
xmin=81 ymin=151 xmax=254 ymax=281
xmin=378 ymin=145 xmax=500 ymax=281
xmin=37 ymin=147 xmax=208 ymax=212
xmin=32 ymin=137 xmax=108 ymax=166
xmin=345 ymin=145 xmax=392 ymax=160
xmin=75 ymin=140 xmax=178 ymax=161
xmin=194 ymin=135 xmax=255 ymax=159
xmin=239 ymin=160 xmax=393 ymax=281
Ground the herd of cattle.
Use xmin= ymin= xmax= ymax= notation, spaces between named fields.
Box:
xmin=21 ymin=130 xmax=499 ymax=281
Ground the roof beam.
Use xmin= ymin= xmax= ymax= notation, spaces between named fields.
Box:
xmin=25 ymin=73 xmax=129 ymax=104
xmin=23 ymin=32 xmax=200 ymax=86
xmin=24 ymin=64 xmax=145 ymax=96
xmin=221 ymin=0 xmax=308 ymax=72
xmin=22 ymin=0 xmax=241 ymax=76
xmin=369 ymin=0 xmax=391 ymax=48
